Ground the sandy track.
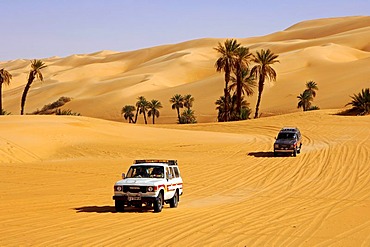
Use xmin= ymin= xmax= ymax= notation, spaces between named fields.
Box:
xmin=0 ymin=111 xmax=369 ymax=246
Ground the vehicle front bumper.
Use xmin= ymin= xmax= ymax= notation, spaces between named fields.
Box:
xmin=113 ymin=195 xmax=157 ymax=204
xmin=274 ymin=148 xmax=294 ymax=153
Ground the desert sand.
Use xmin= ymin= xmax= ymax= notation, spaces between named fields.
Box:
xmin=0 ymin=111 xmax=369 ymax=246
xmin=0 ymin=16 xmax=370 ymax=246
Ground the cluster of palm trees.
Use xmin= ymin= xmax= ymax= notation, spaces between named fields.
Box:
xmin=169 ymin=94 xmax=196 ymax=124
xmin=214 ymin=39 xmax=279 ymax=121
xmin=0 ymin=59 xmax=47 ymax=115
xmin=297 ymin=81 xmax=319 ymax=111
xmin=122 ymin=94 xmax=196 ymax=124
xmin=122 ymin=96 xmax=163 ymax=124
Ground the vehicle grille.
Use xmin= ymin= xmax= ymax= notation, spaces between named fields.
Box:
xmin=122 ymin=186 xmax=147 ymax=193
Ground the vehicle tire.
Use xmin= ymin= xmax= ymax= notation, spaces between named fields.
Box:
xmin=293 ymin=148 xmax=297 ymax=157
xmin=274 ymin=151 xmax=277 ymax=157
xmin=115 ymin=200 xmax=125 ymax=212
xmin=153 ymin=192 xmax=163 ymax=213
xmin=169 ymin=191 xmax=179 ymax=208
xmin=297 ymin=144 xmax=302 ymax=154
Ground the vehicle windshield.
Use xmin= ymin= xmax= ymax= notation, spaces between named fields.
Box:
xmin=277 ymin=132 xmax=296 ymax=140
xmin=126 ymin=166 xmax=164 ymax=179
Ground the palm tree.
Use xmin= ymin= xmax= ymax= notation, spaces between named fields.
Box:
xmin=251 ymin=49 xmax=279 ymax=118
xmin=147 ymin=99 xmax=163 ymax=124
xmin=0 ymin=68 xmax=12 ymax=115
xmin=214 ymin=39 xmax=240 ymax=122
xmin=134 ymin=96 xmax=146 ymax=123
xmin=170 ymin=94 xmax=184 ymax=123
xmin=233 ymin=46 xmax=253 ymax=118
xmin=138 ymin=97 xmax=149 ymax=124
xmin=215 ymin=94 xmax=251 ymax=121
xmin=305 ymin=81 xmax=318 ymax=98
xmin=229 ymin=68 xmax=256 ymax=101
xmin=21 ymin=59 xmax=47 ymax=115
xmin=179 ymin=109 xmax=197 ymax=124
xmin=346 ymin=88 xmax=370 ymax=115
xmin=183 ymin=94 xmax=194 ymax=110
xmin=121 ymin=105 xmax=136 ymax=123
xmin=215 ymin=96 xmax=226 ymax=122
xmin=297 ymin=90 xmax=313 ymax=111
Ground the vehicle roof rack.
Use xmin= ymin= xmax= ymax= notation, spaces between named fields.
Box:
xmin=134 ymin=159 xmax=178 ymax=166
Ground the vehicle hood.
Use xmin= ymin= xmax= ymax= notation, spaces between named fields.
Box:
xmin=115 ymin=178 xmax=165 ymax=186
xmin=275 ymin=139 xmax=296 ymax=145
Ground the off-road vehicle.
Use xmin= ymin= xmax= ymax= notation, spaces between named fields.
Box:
xmin=113 ymin=159 xmax=183 ymax=213
xmin=274 ymin=127 xmax=302 ymax=157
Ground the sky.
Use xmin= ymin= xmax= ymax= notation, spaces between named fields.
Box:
xmin=1 ymin=0 xmax=369 ymax=61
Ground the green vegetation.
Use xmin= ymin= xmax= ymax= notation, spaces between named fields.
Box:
xmin=0 ymin=68 xmax=12 ymax=115
xmin=297 ymin=81 xmax=319 ymax=111
xmin=251 ymin=49 xmax=279 ymax=118
xmin=216 ymin=95 xmax=251 ymax=121
xmin=215 ymin=39 xmax=267 ymax=121
xmin=121 ymin=105 xmax=136 ymax=123
xmin=169 ymin=94 xmax=184 ymax=123
xmin=21 ymin=60 xmax=47 ymax=115
xmin=345 ymin=88 xmax=370 ymax=115
xmin=32 ymin=97 xmax=80 ymax=115
xmin=147 ymin=99 xmax=163 ymax=124
xmin=124 ymin=96 xmax=163 ymax=124
xmin=55 ymin=109 xmax=81 ymax=116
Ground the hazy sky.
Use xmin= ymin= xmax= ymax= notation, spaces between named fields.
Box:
xmin=1 ymin=0 xmax=369 ymax=61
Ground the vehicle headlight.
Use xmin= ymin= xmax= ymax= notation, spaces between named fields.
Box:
xmin=274 ymin=144 xmax=279 ymax=148
xmin=115 ymin=186 xmax=122 ymax=192
xmin=147 ymin=186 xmax=154 ymax=192
xmin=290 ymin=145 xmax=294 ymax=148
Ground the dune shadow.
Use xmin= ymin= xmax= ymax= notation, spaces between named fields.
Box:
xmin=74 ymin=205 xmax=153 ymax=213
xmin=247 ymin=151 xmax=275 ymax=158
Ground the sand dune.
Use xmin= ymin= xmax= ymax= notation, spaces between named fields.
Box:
xmin=0 ymin=111 xmax=369 ymax=245
xmin=1 ymin=16 xmax=369 ymax=122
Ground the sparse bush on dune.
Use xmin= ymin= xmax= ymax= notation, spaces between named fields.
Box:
xmin=33 ymin=96 xmax=80 ymax=115
xmin=1 ymin=109 xmax=11 ymax=115
xmin=55 ymin=109 xmax=81 ymax=116
xmin=341 ymin=88 xmax=370 ymax=116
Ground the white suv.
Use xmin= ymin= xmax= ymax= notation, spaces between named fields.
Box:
xmin=113 ymin=160 xmax=183 ymax=213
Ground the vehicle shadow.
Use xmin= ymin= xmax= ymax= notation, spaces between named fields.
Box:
xmin=247 ymin=151 xmax=275 ymax=158
xmin=74 ymin=205 xmax=153 ymax=213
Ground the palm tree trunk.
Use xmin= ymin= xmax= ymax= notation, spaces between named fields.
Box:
xmin=21 ymin=72 xmax=35 ymax=115
xmin=176 ymin=107 xmax=181 ymax=123
xmin=143 ymin=111 xmax=147 ymax=124
xmin=152 ymin=115 xmax=155 ymax=124
xmin=134 ymin=108 xmax=139 ymax=123
xmin=224 ymin=70 xmax=230 ymax=122
xmin=236 ymin=70 xmax=242 ymax=120
xmin=254 ymin=78 xmax=264 ymax=119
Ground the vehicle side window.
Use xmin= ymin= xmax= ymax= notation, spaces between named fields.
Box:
xmin=166 ymin=167 xmax=174 ymax=179
xmin=173 ymin=167 xmax=180 ymax=178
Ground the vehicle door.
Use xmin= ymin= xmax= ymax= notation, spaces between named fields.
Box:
xmin=164 ymin=167 xmax=176 ymax=200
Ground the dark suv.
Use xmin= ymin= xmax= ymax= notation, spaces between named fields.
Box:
xmin=274 ymin=127 xmax=302 ymax=157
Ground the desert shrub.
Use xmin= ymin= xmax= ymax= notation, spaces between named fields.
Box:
xmin=33 ymin=97 xmax=74 ymax=115
xmin=179 ymin=109 xmax=197 ymax=124
xmin=345 ymin=88 xmax=370 ymax=116
xmin=1 ymin=109 xmax=11 ymax=115
xmin=55 ymin=109 xmax=81 ymax=116
xmin=307 ymin=106 xmax=320 ymax=111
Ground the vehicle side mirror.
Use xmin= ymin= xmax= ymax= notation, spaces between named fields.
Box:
xmin=121 ymin=173 xmax=125 ymax=179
